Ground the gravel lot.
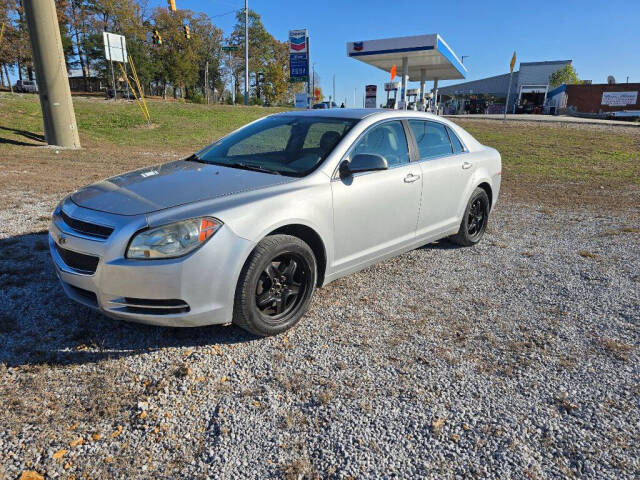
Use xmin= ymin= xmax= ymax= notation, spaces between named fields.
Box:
xmin=0 ymin=193 xmax=638 ymax=480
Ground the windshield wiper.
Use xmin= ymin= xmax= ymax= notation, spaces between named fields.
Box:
xmin=227 ymin=162 xmax=281 ymax=175
xmin=184 ymin=153 xmax=208 ymax=164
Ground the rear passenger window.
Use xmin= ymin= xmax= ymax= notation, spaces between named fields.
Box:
xmin=447 ymin=126 xmax=465 ymax=154
xmin=408 ymin=120 xmax=453 ymax=160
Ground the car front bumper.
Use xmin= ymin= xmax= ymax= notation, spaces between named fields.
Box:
xmin=49 ymin=199 xmax=254 ymax=327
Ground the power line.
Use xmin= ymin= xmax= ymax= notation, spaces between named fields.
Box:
xmin=210 ymin=8 xmax=240 ymax=19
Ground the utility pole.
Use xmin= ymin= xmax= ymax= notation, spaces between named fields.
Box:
xmin=205 ymin=60 xmax=209 ymax=104
xmin=332 ymin=74 xmax=335 ymax=107
xmin=244 ymin=0 xmax=249 ymax=105
xmin=312 ymin=62 xmax=315 ymax=104
xmin=23 ymin=0 xmax=80 ymax=148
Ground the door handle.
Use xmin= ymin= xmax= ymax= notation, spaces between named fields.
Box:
xmin=462 ymin=161 xmax=473 ymax=170
xmin=404 ymin=173 xmax=420 ymax=183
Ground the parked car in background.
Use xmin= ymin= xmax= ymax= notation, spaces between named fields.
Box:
xmin=313 ymin=101 xmax=338 ymax=109
xmin=15 ymin=80 xmax=38 ymax=93
xmin=49 ymin=109 xmax=501 ymax=336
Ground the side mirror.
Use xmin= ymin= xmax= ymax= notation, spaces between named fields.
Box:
xmin=340 ymin=154 xmax=388 ymax=177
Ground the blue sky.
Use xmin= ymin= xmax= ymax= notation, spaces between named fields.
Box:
xmin=151 ymin=0 xmax=637 ymax=105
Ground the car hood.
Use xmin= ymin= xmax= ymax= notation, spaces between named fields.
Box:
xmin=70 ymin=160 xmax=295 ymax=216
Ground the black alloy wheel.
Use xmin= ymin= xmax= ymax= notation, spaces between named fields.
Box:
xmin=467 ymin=197 xmax=486 ymax=238
xmin=233 ymin=234 xmax=317 ymax=336
xmin=255 ymin=253 xmax=309 ymax=321
xmin=450 ymin=187 xmax=490 ymax=246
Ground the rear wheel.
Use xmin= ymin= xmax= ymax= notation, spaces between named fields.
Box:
xmin=233 ymin=234 xmax=316 ymax=336
xmin=450 ymin=187 xmax=490 ymax=246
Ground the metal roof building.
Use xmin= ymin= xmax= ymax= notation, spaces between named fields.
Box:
xmin=439 ymin=60 xmax=572 ymax=113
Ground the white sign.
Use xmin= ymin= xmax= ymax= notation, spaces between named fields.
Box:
xmin=601 ymin=91 xmax=637 ymax=106
xmin=103 ymin=32 xmax=127 ymax=63
xmin=365 ymin=84 xmax=377 ymax=108
xmin=294 ymin=93 xmax=308 ymax=109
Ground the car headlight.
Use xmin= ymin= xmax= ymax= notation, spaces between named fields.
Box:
xmin=127 ymin=217 xmax=222 ymax=259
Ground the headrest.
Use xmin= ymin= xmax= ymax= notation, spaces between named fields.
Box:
xmin=319 ymin=131 xmax=341 ymax=152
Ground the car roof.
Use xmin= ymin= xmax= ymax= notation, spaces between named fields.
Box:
xmin=273 ymin=108 xmax=449 ymax=122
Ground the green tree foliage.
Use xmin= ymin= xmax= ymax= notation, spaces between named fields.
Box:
xmin=549 ymin=64 xmax=581 ymax=88
xmin=2 ymin=0 xmax=297 ymax=104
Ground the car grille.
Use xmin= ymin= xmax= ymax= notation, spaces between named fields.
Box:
xmin=60 ymin=210 xmax=114 ymax=240
xmin=110 ymin=297 xmax=190 ymax=315
xmin=55 ymin=244 xmax=100 ymax=274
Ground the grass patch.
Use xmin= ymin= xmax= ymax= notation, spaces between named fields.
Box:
xmin=1 ymin=94 xmax=639 ymax=211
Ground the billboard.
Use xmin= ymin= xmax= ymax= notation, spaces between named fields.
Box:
xmin=289 ymin=29 xmax=309 ymax=83
xmin=365 ymin=84 xmax=377 ymax=108
xmin=601 ymin=91 xmax=638 ymax=106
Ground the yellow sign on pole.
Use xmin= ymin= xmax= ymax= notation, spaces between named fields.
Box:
xmin=510 ymin=51 xmax=517 ymax=73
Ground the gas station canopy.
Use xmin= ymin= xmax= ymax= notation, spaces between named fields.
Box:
xmin=346 ymin=34 xmax=467 ymax=81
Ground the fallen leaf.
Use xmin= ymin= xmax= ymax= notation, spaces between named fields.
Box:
xmin=112 ymin=425 xmax=123 ymax=438
xmin=91 ymin=433 xmax=101 ymax=441
xmin=431 ymin=417 xmax=446 ymax=433
xmin=462 ymin=423 xmax=470 ymax=431
xmin=69 ymin=437 xmax=84 ymax=447
xmin=69 ymin=423 xmax=79 ymax=431
xmin=19 ymin=471 xmax=44 ymax=480
xmin=253 ymin=401 xmax=261 ymax=407
xmin=139 ymin=411 xmax=148 ymax=420
xmin=220 ymin=376 xmax=227 ymax=383
xmin=451 ymin=434 xmax=459 ymax=442
xmin=53 ymin=449 xmax=68 ymax=461
xmin=104 ymin=456 xmax=114 ymax=463
xmin=64 ymin=461 xmax=72 ymax=469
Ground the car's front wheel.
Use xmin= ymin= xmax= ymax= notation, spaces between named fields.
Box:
xmin=450 ymin=187 xmax=490 ymax=246
xmin=233 ymin=234 xmax=316 ymax=336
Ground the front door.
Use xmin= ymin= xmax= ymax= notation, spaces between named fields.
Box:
xmin=331 ymin=120 xmax=422 ymax=272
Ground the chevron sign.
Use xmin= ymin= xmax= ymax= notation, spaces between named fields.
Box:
xmin=289 ymin=29 xmax=308 ymax=54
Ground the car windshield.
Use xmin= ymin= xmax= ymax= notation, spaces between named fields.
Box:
xmin=194 ymin=115 xmax=357 ymax=176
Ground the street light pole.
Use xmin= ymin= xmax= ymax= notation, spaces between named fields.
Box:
xmin=244 ymin=0 xmax=248 ymax=105
xmin=23 ymin=0 xmax=80 ymax=148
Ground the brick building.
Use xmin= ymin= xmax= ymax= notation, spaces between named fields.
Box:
xmin=547 ymin=83 xmax=640 ymax=114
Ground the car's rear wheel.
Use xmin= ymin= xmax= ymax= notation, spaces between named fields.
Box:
xmin=233 ymin=234 xmax=316 ymax=336
xmin=450 ymin=187 xmax=490 ymax=246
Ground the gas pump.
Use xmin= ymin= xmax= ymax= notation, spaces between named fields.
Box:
xmin=384 ymin=81 xmax=400 ymax=109
xmin=406 ymin=88 xmax=419 ymax=110
xmin=419 ymin=92 xmax=433 ymax=112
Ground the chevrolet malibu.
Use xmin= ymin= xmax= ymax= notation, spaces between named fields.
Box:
xmin=49 ymin=109 xmax=501 ymax=336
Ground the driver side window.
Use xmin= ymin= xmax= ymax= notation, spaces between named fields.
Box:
xmin=352 ymin=121 xmax=410 ymax=168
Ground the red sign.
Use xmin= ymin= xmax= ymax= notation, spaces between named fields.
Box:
xmin=390 ymin=64 xmax=397 ymax=81
xmin=314 ymin=88 xmax=321 ymax=101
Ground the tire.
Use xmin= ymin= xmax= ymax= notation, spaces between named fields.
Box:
xmin=450 ymin=187 xmax=490 ymax=247
xmin=233 ymin=234 xmax=317 ymax=336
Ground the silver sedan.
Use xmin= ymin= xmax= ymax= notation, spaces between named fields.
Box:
xmin=49 ymin=109 xmax=501 ymax=336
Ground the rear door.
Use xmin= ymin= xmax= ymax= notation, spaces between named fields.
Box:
xmin=408 ymin=120 xmax=474 ymax=238
xmin=331 ymin=120 xmax=422 ymax=272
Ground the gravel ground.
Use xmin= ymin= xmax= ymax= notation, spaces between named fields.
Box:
xmin=0 ymin=194 xmax=638 ymax=480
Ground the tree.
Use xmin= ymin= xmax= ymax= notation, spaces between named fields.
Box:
xmin=549 ymin=64 xmax=581 ymax=88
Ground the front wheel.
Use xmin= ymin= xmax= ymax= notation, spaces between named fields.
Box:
xmin=233 ymin=234 xmax=317 ymax=336
xmin=450 ymin=187 xmax=490 ymax=246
